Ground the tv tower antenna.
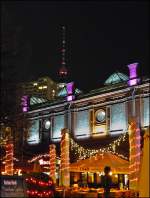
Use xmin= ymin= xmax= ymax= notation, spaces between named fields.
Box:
xmin=62 ymin=26 xmax=66 ymax=67
xmin=59 ymin=26 xmax=68 ymax=77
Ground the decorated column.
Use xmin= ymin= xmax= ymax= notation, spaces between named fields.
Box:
xmin=5 ymin=141 xmax=14 ymax=175
xmin=60 ymin=128 xmax=70 ymax=187
xmin=129 ymin=119 xmax=141 ymax=191
xmin=49 ymin=144 xmax=56 ymax=184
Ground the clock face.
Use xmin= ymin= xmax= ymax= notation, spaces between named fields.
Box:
xmin=95 ymin=109 xmax=106 ymax=123
xmin=44 ymin=120 xmax=51 ymax=130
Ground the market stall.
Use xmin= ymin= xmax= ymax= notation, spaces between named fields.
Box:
xmin=70 ymin=152 xmax=129 ymax=174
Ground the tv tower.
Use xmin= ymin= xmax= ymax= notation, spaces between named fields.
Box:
xmin=58 ymin=26 xmax=68 ymax=81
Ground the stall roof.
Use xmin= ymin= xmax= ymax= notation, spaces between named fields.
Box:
xmin=70 ymin=152 xmax=129 ymax=174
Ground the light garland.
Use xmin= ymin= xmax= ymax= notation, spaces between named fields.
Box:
xmin=28 ymin=154 xmax=50 ymax=163
xmin=25 ymin=177 xmax=52 ymax=186
xmin=49 ymin=144 xmax=56 ymax=183
xmin=60 ymin=129 xmax=70 ymax=186
xmin=129 ymin=122 xmax=141 ymax=190
xmin=70 ymin=132 xmax=128 ymax=160
xmin=5 ymin=143 xmax=14 ymax=175
xmin=26 ymin=190 xmax=52 ymax=197
xmin=25 ymin=177 xmax=53 ymax=197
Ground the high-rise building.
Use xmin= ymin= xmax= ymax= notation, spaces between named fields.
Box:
xmin=18 ymin=76 xmax=58 ymax=101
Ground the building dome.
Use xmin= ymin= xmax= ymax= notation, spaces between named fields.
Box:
xmin=104 ymin=72 xmax=129 ymax=85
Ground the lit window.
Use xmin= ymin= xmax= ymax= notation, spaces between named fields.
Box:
xmin=43 ymin=86 xmax=47 ymax=89
xmin=38 ymin=86 xmax=43 ymax=90
xmin=33 ymin=83 xmax=38 ymax=86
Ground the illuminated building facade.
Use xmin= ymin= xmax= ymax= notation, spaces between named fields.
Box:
xmin=24 ymin=63 xmax=149 ymax=187
xmin=26 ymin=64 xmax=149 ymax=144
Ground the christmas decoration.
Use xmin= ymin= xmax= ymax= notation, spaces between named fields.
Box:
xmin=70 ymin=132 xmax=128 ymax=160
xmin=5 ymin=141 xmax=14 ymax=175
xmin=25 ymin=173 xmax=55 ymax=198
xmin=129 ymin=120 xmax=141 ymax=191
xmin=49 ymin=144 xmax=56 ymax=184
xmin=60 ymin=128 xmax=70 ymax=187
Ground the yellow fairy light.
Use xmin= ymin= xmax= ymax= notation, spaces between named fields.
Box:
xmin=70 ymin=132 xmax=128 ymax=160
xmin=5 ymin=143 xmax=14 ymax=175
xmin=49 ymin=144 xmax=56 ymax=184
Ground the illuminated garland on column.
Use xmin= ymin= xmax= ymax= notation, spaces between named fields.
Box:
xmin=60 ymin=128 xmax=70 ymax=187
xmin=70 ymin=132 xmax=128 ymax=160
xmin=129 ymin=121 xmax=141 ymax=190
xmin=49 ymin=144 xmax=56 ymax=184
xmin=5 ymin=142 xmax=14 ymax=175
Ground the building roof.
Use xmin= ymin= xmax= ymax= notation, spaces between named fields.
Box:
xmin=104 ymin=72 xmax=129 ymax=85
xmin=30 ymin=96 xmax=48 ymax=106
xmin=57 ymin=85 xmax=82 ymax=97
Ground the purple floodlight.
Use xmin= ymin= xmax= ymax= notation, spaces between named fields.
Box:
xmin=21 ymin=95 xmax=29 ymax=112
xmin=66 ymin=82 xmax=74 ymax=95
xmin=66 ymin=82 xmax=75 ymax=101
xmin=128 ymin=63 xmax=139 ymax=86
xmin=67 ymin=95 xmax=75 ymax=102
xmin=23 ymin=107 xmax=28 ymax=112
xmin=128 ymin=63 xmax=138 ymax=79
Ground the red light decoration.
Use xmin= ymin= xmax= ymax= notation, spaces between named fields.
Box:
xmin=26 ymin=189 xmax=52 ymax=197
xmin=25 ymin=176 xmax=53 ymax=197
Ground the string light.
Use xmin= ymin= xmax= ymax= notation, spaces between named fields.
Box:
xmin=5 ymin=142 xmax=14 ymax=175
xmin=129 ymin=122 xmax=141 ymax=190
xmin=70 ymin=132 xmax=128 ymax=160
xmin=28 ymin=154 xmax=50 ymax=163
xmin=49 ymin=144 xmax=56 ymax=183
xmin=60 ymin=130 xmax=70 ymax=186
xmin=25 ymin=176 xmax=53 ymax=197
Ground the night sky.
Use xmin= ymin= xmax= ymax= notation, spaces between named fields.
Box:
xmin=2 ymin=1 xmax=149 ymax=92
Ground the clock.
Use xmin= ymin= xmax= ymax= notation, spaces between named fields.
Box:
xmin=95 ymin=109 xmax=106 ymax=123
xmin=44 ymin=120 xmax=51 ymax=130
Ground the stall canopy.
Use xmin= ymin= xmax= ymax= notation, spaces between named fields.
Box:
xmin=139 ymin=128 xmax=150 ymax=198
xmin=70 ymin=152 xmax=129 ymax=174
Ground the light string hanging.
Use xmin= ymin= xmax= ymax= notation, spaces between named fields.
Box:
xmin=70 ymin=132 xmax=128 ymax=160
xmin=28 ymin=154 xmax=50 ymax=163
xmin=25 ymin=177 xmax=53 ymax=197
xmin=28 ymin=132 xmax=128 ymax=164
xmin=28 ymin=153 xmax=60 ymax=164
